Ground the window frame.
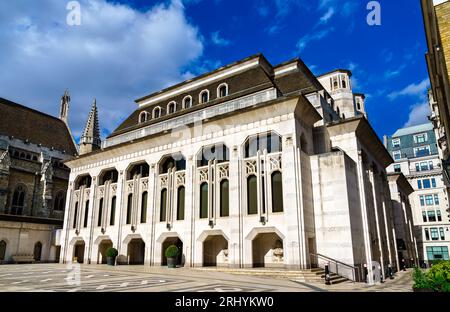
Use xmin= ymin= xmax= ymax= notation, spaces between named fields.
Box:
xmin=199 ymin=90 xmax=210 ymax=104
xmin=182 ymin=95 xmax=192 ymax=109
xmin=392 ymin=138 xmax=401 ymax=148
xmin=217 ymin=83 xmax=229 ymax=98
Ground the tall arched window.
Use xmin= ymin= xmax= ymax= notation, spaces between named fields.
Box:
xmin=53 ymin=192 xmax=65 ymax=211
xmin=110 ymin=196 xmax=116 ymax=226
xmin=141 ymin=192 xmax=148 ymax=223
xmin=11 ymin=185 xmax=26 ymax=215
xmin=200 ymin=182 xmax=208 ymax=219
xmin=177 ymin=186 xmax=185 ymax=221
xmin=126 ymin=194 xmax=133 ymax=225
xmin=139 ymin=111 xmax=149 ymax=123
xmin=160 ymin=189 xmax=167 ymax=222
xmin=0 ymin=240 xmax=6 ymax=261
xmin=153 ymin=106 xmax=161 ymax=119
xmin=220 ymin=180 xmax=229 ymax=217
xmin=271 ymin=171 xmax=284 ymax=212
xmin=98 ymin=198 xmax=103 ymax=227
xmin=73 ymin=202 xmax=78 ymax=229
xmin=200 ymin=90 xmax=209 ymax=104
xmin=218 ymin=83 xmax=228 ymax=98
xmin=247 ymin=175 xmax=257 ymax=215
xmin=33 ymin=242 xmax=42 ymax=261
xmin=183 ymin=96 xmax=192 ymax=109
xmin=83 ymin=200 xmax=89 ymax=228
xmin=167 ymin=102 xmax=176 ymax=114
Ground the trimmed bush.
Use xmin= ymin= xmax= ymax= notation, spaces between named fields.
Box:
xmin=165 ymin=245 xmax=180 ymax=258
xmin=106 ymin=247 xmax=118 ymax=258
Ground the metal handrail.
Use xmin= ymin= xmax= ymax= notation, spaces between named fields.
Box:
xmin=310 ymin=253 xmax=361 ymax=282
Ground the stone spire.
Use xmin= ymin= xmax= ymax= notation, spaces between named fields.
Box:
xmin=59 ymin=90 xmax=70 ymax=125
xmin=79 ymin=99 xmax=101 ymax=155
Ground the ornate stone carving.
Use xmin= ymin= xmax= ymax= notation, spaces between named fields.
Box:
xmin=198 ymin=168 xmax=208 ymax=182
xmin=269 ymin=155 xmax=282 ymax=172
xmin=141 ymin=178 xmax=149 ymax=191
xmin=160 ymin=175 xmax=168 ymax=188
xmin=245 ymin=160 xmax=257 ymax=175
xmin=176 ymin=171 xmax=185 ymax=187
xmin=111 ymin=183 xmax=117 ymax=195
xmin=218 ymin=164 xmax=229 ymax=179
xmin=127 ymin=181 xmax=134 ymax=193
xmin=98 ymin=186 xmax=105 ymax=197
xmin=273 ymin=248 xmax=284 ymax=262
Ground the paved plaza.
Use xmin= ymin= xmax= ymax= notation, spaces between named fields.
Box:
xmin=0 ymin=264 xmax=414 ymax=292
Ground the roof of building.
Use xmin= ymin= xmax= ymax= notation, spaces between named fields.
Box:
xmin=316 ymin=69 xmax=353 ymax=78
xmin=392 ymin=123 xmax=434 ymax=137
xmin=0 ymin=97 xmax=77 ymax=155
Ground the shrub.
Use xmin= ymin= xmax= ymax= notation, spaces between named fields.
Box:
xmin=413 ymin=261 xmax=450 ymax=292
xmin=106 ymin=247 xmax=118 ymax=258
xmin=165 ymin=245 xmax=180 ymax=258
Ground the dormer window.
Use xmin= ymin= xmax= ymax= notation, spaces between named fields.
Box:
xmin=152 ymin=106 xmax=162 ymax=119
xmin=167 ymin=101 xmax=176 ymax=114
xmin=200 ymin=90 xmax=209 ymax=104
xmin=183 ymin=96 xmax=192 ymax=109
xmin=139 ymin=111 xmax=149 ymax=123
xmin=217 ymin=83 xmax=228 ymax=98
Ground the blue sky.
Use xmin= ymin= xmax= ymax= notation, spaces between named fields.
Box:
xmin=0 ymin=0 xmax=430 ymax=141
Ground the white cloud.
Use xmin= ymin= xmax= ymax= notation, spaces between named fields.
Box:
xmin=404 ymin=101 xmax=431 ymax=127
xmin=0 ymin=0 xmax=204 ymax=139
xmin=211 ymin=31 xmax=231 ymax=46
xmin=384 ymin=64 xmax=407 ymax=79
xmin=388 ymin=79 xmax=430 ymax=100
xmin=296 ymin=28 xmax=334 ymax=52
xmin=319 ymin=7 xmax=335 ymax=23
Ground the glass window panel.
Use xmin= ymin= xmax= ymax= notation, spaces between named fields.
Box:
xmin=422 ymin=211 xmax=427 ymax=222
xmin=83 ymin=200 xmax=89 ymax=228
xmin=141 ymin=192 xmax=147 ymax=223
xmin=110 ymin=197 xmax=116 ymax=226
xmin=98 ymin=198 xmax=103 ymax=227
xmin=177 ymin=187 xmax=185 ymax=221
xmin=425 ymin=228 xmax=430 ymax=240
xmin=428 ymin=211 xmax=436 ymax=222
xmin=431 ymin=178 xmax=436 ymax=188
xmin=220 ymin=180 xmax=229 ymax=217
xmin=420 ymin=195 xmax=425 ymax=206
xmin=271 ymin=171 xmax=284 ymax=213
xmin=440 ymin=228 xmax=445 ymax=240
xmin=437 ymin=210 xmax=442 ymax=221
xmin=126 ymin=195 xmax=132 ymax=225
xmin=160 ymin=189 xmax=167 ymax=222
xmin=247 ymin=175 xmax=258 ymax=215
xmin=418 ymin=180 xmax=422 ymax=189
xmin=200 ymin=183 xmax=208 ymax=219
xmin=430 ymin=228 xmax=439 ymax=240
xmin=434 ymin=194 xmax=440 ymax=205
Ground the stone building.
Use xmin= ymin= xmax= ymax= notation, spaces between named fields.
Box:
xmin=60 ymin=54 xmax=416 ymax=282
xmin=0 ymin=94 xmax=77 ymax=263
xmin=385 ymin=123 xmax=450 ymax=265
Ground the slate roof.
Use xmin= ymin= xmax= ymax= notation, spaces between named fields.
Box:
xmin=392 ymin=123 xmax=434 ymax=137
xmin=0 ymin=97 xmax=77 ymax=155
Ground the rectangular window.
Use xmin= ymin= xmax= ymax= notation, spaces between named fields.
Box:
xmin=430 ymin=228 xmax=439 ymax=240
xmin=422 ymin=179 xmax=431 ymax=189
xmin=414 ymin=146 xmax=431 ymax=157
xmin=425 ymin=228 xmax=430 ymax=240
xmin=418 ymin=180 xmax=423 ymax=189
xmin=415 ymin=163 xmax=420 ymax=172
xmin=420 ymin=195 xmax=425 ymax=206
xmin=440 ymin=228 xmax=445 ymax=240
xmin=394 ymin=164 xmax=401 ymax=173
xmin=414 ymin=133 xmax=428 ymax=144
xmin=429 ymin=161 xmax=434 ymax=170
xmin=392 ymin=138 xmax=401 ymax=148
xmin=425 ymin=195 xmax=434 ymax=206
xmin=434 ymin=194 xmax=440 ymax=205
xmin=420 ymin=162 xmax=428 ymax=171
xmin=422 ymin=211 xmax=427 ymax=222
xmin=431 ymin=178 xmax=436 ymax=188
xmin=428 ymin=211 xmax=436 ymax=222
xmin=437 ymin=210 xmax=442 ymax=221
xmin=393 ymin=151 xmax=402 ymax=160
xmin=426 ymin=246 xmax=449 ymax=261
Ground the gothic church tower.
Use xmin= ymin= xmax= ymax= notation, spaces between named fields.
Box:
xmin=79 ymin=99 xmax=101 ymax=155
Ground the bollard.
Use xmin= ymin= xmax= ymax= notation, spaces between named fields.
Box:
xmin=388 ymin=264 xmax=394 ymax=279
xmin=324 ymin=264 xmax=331 ymax=285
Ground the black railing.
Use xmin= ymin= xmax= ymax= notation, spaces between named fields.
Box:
xmin=310 ymin=253 xmax=361 ymax=282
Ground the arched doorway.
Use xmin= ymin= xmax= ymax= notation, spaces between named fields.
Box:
xmin=203 ymin=235 xmax=228 ymax=267
xmin=33 ymin=242 xmax=42 ymax=262
xmin=128 ymin=238 xmax=145 ymax=265
xmin=73 ymin=241 xmax=85 ymax=264
xmin=252 ymin=233 xmax=283 ymax=268
xmin=161 ymin=237 xmax=183 ymax=266
xmin=98 ymin=240 xmax=113 ymax=264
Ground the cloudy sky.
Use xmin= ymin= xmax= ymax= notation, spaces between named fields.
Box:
xmin=0 ymin=0 xmax=430 ymax=141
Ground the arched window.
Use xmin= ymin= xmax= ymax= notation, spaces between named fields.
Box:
xmin=53 ymin=192 xmax=65 ymax=211
xmin=247 ymin=175 xmax=257 ymax=215
xmin=139 ymin=111 xmax=148 ymax=123
xmin=200 ymin=182 xmax=208 ymax=219
xmin=342 ymin=78 xmax=347 ymax=89
xmin=177 ymin=186 xmax=185 ymax=221
xmin=183 ymin=96 xmax=192 ymax=109
xmin=198 ymin=144 xmax=229 ymax=167
xmin=0 ymin=240 xmax=7 ymax=261
xmin=126 ymin=194 xmax=132 ymax=225
xmin=73 ymin=202 xmax=78 ymax=229
xmin=333 ymin=79 xmax=338 ymax=89
xmin=357 ymin=102 xmax=361 ymax=110
xmin=271 ymin=171 xmax=283 ymax=213
xmin=167 ymin=101 xmax=176 ymax=114
xmin=33 ymin=242 xmax=42 ymax=262
xmin=11 ymin=185 xmax=26 ymax=215
xmin=141 ymin=192 xmax=147 ymax=223
xmin=19 ymin=152 xmax=25 ymax=159
xmin=128 ymin=162 xmax=150 ymax=179
xmin=98 ymin=198 xmax=103 ymax=227
xmin=26 ymin=154 xmax=31 ymax=160
xmin=159 ymin=154 xmax=186 ymax=174
xmin=152 ymin=106 xmax=162 ymax=119
xmin=83 ymin=200 xmax=89 ymax=228
xmin=244 ymin=132 xmax=282 ymax=158
xmin=217 ymin=83 xmax=228 ymax=98
xmin=200 ymin=90 xmax=209 ymax=104
xmin=110 ymin=196 xmax=116 ymax=226
xmin=160 ymin=189 xmax=167 ymax=222
xmin=32 ymin=155 xmax=38 ymax=161
xmin=99 ymin=169 xmax=118 ymax=185
xmin=220 ymin=180 xmax=229 ymax=217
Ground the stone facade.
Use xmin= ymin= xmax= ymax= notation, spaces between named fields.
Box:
xmin=59 ymin=54 xmax=416 ymax=283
